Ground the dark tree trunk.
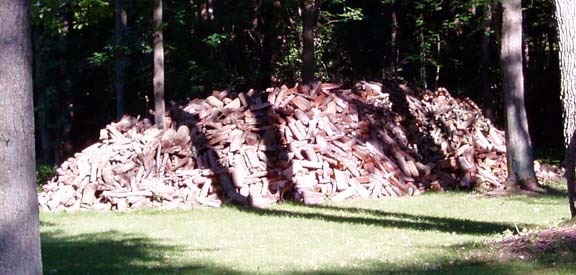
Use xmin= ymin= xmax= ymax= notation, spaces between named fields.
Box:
xmin=388 ymin=0 xmax=398 ymax=79
xmin=260 ymin=25 xmax=275 ymax=89
xmin=115 ymin=0 xmax=127 ymax=119
xmin=481 ymin=1 xmax=495 ymax=121
xmin=499 ymin=0 xmax=539 ymax=190
xmin=0 ymin=1 xmax=43 ymax=274
xmin=258 ymin=0 xmax=281 ymax=89
xmin=300 ymin=0 xmax=317 ymax=85
xmin=60 ymin=1 xmax=74 ymax=158
xmin=249 ymin=0 xmax=269 ymax=90
xmin=53 ymin=0 xmax=74 ymax=159
xmin=566 ymin=133 xmax=576 ymax=217
xmin=554 ymin=0 xmax=576 ymax=216
xmin=153 ymin=0 xmax=165 ymax=129
xmin=33 ymin=30 xmax=52 ymax=164
xmin=418 ymin=13 xmax=427 ymax=89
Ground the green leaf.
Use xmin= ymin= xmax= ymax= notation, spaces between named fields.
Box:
xmin=202 ymin=33 xmax=229 ymax=48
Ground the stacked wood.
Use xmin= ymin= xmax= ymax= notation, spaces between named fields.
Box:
xmin=38 ymin=81 xmax=561 ymax=211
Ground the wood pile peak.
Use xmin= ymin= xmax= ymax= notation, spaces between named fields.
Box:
xmin=39 ymin=81 xmax=562 ymax=211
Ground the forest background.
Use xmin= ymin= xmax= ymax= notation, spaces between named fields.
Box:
xmin=30 ymin=0 xmax=562 ymax=166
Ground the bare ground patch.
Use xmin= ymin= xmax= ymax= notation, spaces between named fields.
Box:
xmin=486 ymin=225 xmax=576 ymax=262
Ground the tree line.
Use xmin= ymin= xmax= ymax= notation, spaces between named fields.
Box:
xmin=29 ymin=0 xmax=562 ymax=164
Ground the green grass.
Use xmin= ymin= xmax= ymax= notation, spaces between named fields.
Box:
xmin=41 ymin=183 xmax=576 ymax=274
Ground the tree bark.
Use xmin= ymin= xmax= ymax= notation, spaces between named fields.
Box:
xmin=33 ymin=30 xmax=52 ymax=164
xmin=387 ymin=0 xmax=398 ymax=79
xmin=258 ymin=0 xmax=281 ymax=89
xmin=0 ymin=1 xmax=43 ymax=274
xmin=418 ymin=13 xmax=427 ymax=89
xmin=115 ymin=0 xmax=127 ymax=119
xmin=566 ymin=132 xmax=576 ymax=217
xmin=554 ymin=0 xmax=576 ymax=149
xmin=434 ymin=34 xmax=441 ymax=90
xmin=153 ymin=0 xmax=165 ymax=129
xmin=554 ymin=0 xmax=576 ymax=216
xmin=300 ymin=0 xmax=317 ymax=85
xmin=481 ymin=1 xmax=495 ymax=121
xmin=499 ymin=0 xmax=539 ymax=190
xmin=58 ymin=0 xmax=74 ymax=159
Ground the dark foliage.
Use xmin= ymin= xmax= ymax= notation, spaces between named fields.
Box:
xmin=30 ymin=0 xmax=562 ymax=165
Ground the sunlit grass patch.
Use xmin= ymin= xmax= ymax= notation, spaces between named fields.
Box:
xmin=41 ymin=190 xmax=574 ymax=274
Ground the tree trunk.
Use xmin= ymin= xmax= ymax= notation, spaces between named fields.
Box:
xmin=258 ymin=0 xmax=281 ymax=89
xmin=153 ymin=0 xmax=165 ymax=129
xmin=388 ymin=0 xmax=398 ymax=79
xmin=555 ymin=0 xmax=576 ymax=149
xmin=434 ymin=34 xmax=441 ymax=90
xmin=481 ymin=1 xmax=495 ymax=121
xmin=300 ymin=0 xmax=316 ymax=85
xmin=566 ymin=132 xmax=576 ymax=217
xmin=33 ymin=30 xmax=52 ymax=164
xmin=418 ymin=13 xmax=427 ymax=89
xmin=59 ymin=1 xmax=74 ymax=158
xmin=115 ymin=0 xmax=127 ymax=120
xmin=499 ymin=0 xmax=539 ymax=190
xmin=554 ymin=0 xmax=576 ymax=216
xmin=0 ymin=1 xmax=43 ymax=274
xmin=249 ymin=0 xmax=268 ymax=90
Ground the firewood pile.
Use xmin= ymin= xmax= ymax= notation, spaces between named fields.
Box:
xmin=38 ymin=81 xmax=560 ymax=211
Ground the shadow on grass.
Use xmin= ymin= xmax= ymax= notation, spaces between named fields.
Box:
xmin=539 ymin=184 xmax=568 ymax=199
xmin=41 ymin=226 xmax=576 ymax=275
xmin=285 ymin=240 xmax=576 ymax=275
xmin=285 ymin=259 xmax=576 ymax=275
xmin=41 ymin=229 xmax=241 ymax=275
xmin=234 ymin=204 xmax=521 ymax=236
xmin=40 ymin=220 xmax=57 ymax=227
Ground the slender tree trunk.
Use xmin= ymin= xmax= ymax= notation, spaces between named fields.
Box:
xmin=33 ymin=30 xmax=52 ymax=164
xmin=250 ymin=0 xmax=265 ymax=90
xmin=300 ymin=0 xmax=316 ymax=85
xmin=52 ymin=130 xmax=62 ymax=165
xmin=499 ymin=0 xmax=539 ymax=190
xmin=566 ymin=132 xmax=576 ymax=217
xmin=153 ymin=0 xmax=165 ymax=129
xmin=418 ymin=13 xmax=427 ymax=89
xmin=58 ymin=1 xmax=73 ymax=159
xmin=258 ymin=0 xmax=280 ymax=89
xmin=454 ymin=12 xmax=465 ymax=93
xmin=115 ymin=0 xmax=127 ymax=119
xmin=434 ymin=34 xmax=441 ymax=90
xmin=0 ymin=1 xmax=43 ymax=274
xmin=554 ymin=0 xmax=576 ymax=216
xmin=481 ymin=1 xmax=495 ymax=121
xmin=388 ymin=0 xmax=398 ymax=79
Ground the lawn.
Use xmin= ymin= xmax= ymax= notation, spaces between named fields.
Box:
xmin=41 ymin=184 xmax=576 ymax=275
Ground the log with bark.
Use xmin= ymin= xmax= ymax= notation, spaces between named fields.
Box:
xmin=38 ymin=81 xmax=562 ymax=211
